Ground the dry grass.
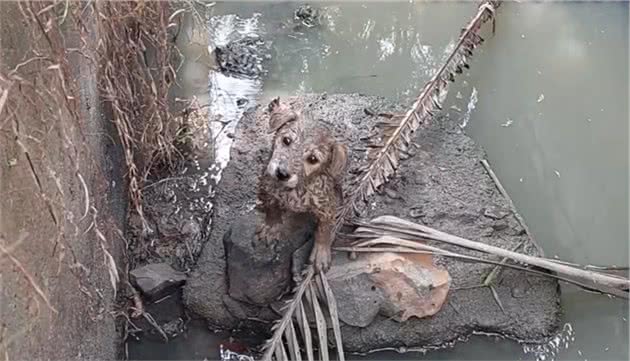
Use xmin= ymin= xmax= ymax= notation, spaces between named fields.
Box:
xmin=0 ymin=0 xmax=194 ymax=356
xmin=94 ymin=0 xmax=186 ymax=225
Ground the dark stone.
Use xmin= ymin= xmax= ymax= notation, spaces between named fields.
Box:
xmin=214 ymin=36 xmax=271 ymax=79
xmin=293 ymin=4 xmax=322 ymax=28
xmin=223 ymin=213 xmax=315 ymax=305
xmin=130 ymin=263 xmax=187 ymax=300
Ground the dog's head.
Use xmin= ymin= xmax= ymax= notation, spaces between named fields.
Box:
xmin=265 ymin=97 xmax=348 ymax=190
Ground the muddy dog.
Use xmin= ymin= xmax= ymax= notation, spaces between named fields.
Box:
xmin=256 ymin=97 xmax=348 ymax=273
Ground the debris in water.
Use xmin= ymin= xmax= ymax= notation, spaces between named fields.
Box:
xmin=459 ymin=87 xmax=478 ymax=129
xmin=587 ymin=118 xmax=592 ymax=122
xmin=521 ymin=34 xmax=526 ymax=39
xmin=456 ymin=91 xmax=463 ymax=99
xmin=519 ymin=177 xmax=523 ymax=183
xmin=220 ymin=344 xmax=254 ymax=361
xmin=537 ymin=94 xmax=545 ymax=103
xmin=554 ymin=170 xmax=561 ymax=178
xmin=501 ymin=117 xmax=514 ymax=127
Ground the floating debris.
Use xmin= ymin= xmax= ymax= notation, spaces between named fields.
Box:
xmin=554 ymin=170 xmax=561 ymax=178
xmin=537 ymin=94 xmax=545 ymax=103
xmin=220 ymin=345 xmax=254 ymax=361
xmin=459 ymin=87 xmax=478 ymax=129
xmin=501 ymin=117 xmax=514 ymax=127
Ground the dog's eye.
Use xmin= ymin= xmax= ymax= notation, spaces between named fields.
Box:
xmin=307 ymin=155 xmax=318 ymax=164
xmin=282 ymin=137 xmax=292 ymax=146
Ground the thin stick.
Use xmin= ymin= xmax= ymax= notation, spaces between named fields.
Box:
xmin=483 ymin=240 xmax=526 ymax=286
xmin=480 ymin=159 xmax=544 ymax=256
xmin=141 ymin=176 xmax=189 ymax=190
xmin=142 ymin=312 xmax=168 ymax=342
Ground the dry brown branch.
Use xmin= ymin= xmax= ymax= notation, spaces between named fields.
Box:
xmin=334 ymin=1 xmax=501 ymax=234
xmin=480 ymin=159 xmax=544 ymax=255
xmin=261 ymin=267 xmax=345 ymax=361
xmin=350 ymin=216 xmax=629 ymax=297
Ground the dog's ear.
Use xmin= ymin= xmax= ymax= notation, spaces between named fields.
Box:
xmin=267 ymin=97 xmax=280 ymax=113
xmin=329 ymin=142 xmax=348 ymax=179
xmin=267 ymin=97 xmax=298 ymax=134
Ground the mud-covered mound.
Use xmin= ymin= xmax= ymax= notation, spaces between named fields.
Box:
xmin=183 ymin=93 xmax=561 ymax=353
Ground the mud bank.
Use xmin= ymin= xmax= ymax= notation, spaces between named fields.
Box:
xmin=0 ymin=3 xmax=126 ymax=360
xmin=181 ymin=93 xmax=561 ymax=353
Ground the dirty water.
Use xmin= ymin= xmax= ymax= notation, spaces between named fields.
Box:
xmin=129 ymin=1 xmax=628 ymax=361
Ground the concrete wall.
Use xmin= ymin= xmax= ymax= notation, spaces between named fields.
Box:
xmin=0 ymin=3 xmax=126 ymax=360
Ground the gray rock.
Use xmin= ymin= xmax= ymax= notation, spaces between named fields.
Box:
xmin=130 ymin=263 xmax=187 ymax=300
xmin=183 ymin=93 xmax=561 ymax=353
xmin=214 ymin=36 xmax=271 ymax=79
xmin=224 ymin=212 xmax=315 ymax=305
xmin=328 ymin=271 xmax=384 ymax=328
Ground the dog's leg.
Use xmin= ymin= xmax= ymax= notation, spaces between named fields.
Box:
xmin=309 ymin=214 xmax=333 ymax=273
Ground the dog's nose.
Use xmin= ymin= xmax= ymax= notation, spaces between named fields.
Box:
xmin=275 ymin=168 xmax=290 ymax=181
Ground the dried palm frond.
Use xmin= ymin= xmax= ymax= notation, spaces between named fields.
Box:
xmin=334 ymin=1 xmax=500 ymax=233
xmin=261 ymin=268 xmax=345 ymax=361
xmin=344 ymin=215 xmax=629 ymax=298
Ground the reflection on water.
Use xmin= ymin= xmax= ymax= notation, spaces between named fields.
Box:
xmin=147 ymin=2 xmax=628 ymax=360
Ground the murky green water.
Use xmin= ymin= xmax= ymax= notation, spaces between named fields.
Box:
xmin=131 ymin=2 xmax=628 ymax=360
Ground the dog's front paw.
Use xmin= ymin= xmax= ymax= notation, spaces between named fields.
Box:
xmin=309 ymin=243 xmax=331 ymax=273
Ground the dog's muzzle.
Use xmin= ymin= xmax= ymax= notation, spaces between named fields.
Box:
xmin=267 ymin=160 xmax=298 ymax=189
